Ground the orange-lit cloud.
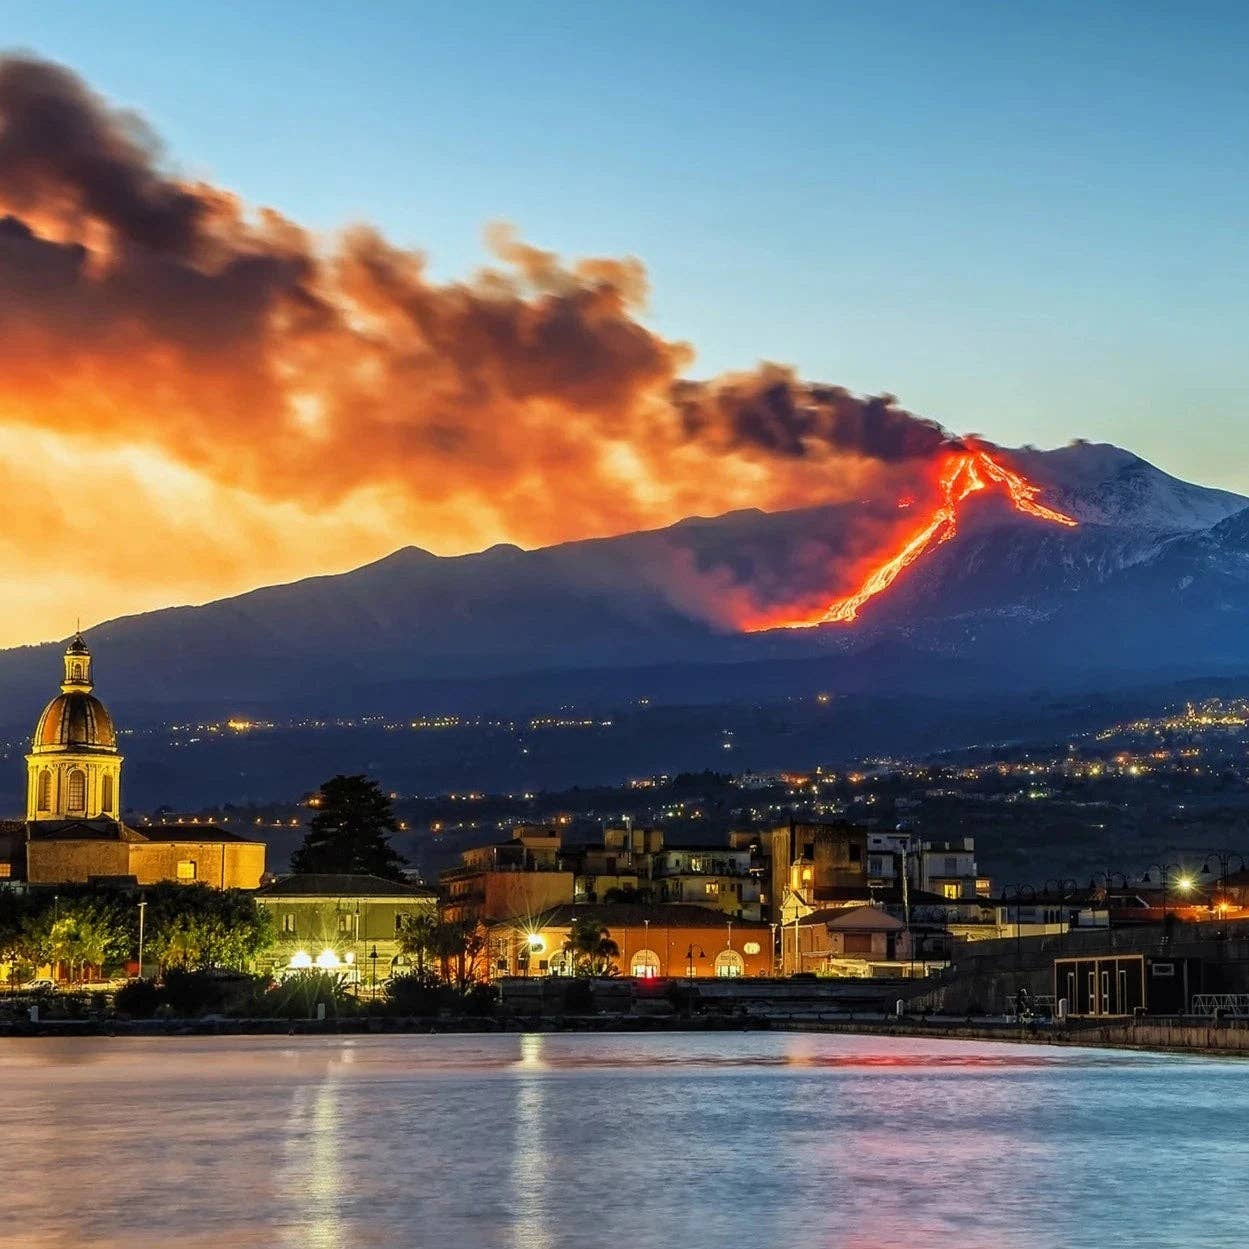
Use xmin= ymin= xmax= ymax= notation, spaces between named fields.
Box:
xmin=0 ymin=55 xmax=957 ymax=647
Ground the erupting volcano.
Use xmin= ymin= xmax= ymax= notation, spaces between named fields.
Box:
xmin=748 ymin=448 xmax=1078 ymax=631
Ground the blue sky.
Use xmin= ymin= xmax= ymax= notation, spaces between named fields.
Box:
xmin=6 ymin=0 xmax=1248 ymax=490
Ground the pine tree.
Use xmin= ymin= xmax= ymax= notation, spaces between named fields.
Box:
xmin=290 ymin=774 xmax=408 ymax=881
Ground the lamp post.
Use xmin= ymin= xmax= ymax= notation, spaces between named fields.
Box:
xmin=1089 ymin=872 xmax=1128 ymax=951
xmin=1142 ymin=863 xmax=1191 ymax=924
xmin=369 ymin=944 xmax=379 ymax=1001
xmin=136 ymin=896 xmax=147 ymax=979
xmin=685 ymin=944 xmax=705 ymax=979
xmin=1004 ymin=884 xmax=1036 ymax=965
xmin=1042 ymin=878 xmax=1077 ymax=951
xmin=1200 ymin=850 xmax=1246 ymax=915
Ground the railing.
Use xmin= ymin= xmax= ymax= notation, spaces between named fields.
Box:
xmin=1191 ymin=994 xmax=1249 ymax=1018
xmin=1004 ymin=994 xmax=1056 ymax=1021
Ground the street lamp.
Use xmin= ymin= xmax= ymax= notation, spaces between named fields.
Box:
xmin=136 ymin=896 xmax=147 ymax=979
xmin=1200 ymin=850 xmax=1246 ymax=914
xmin=1141 ymin=863 xmax=1191 ymax=923
xmin=369 ymin=944 xmax=379 ymax=1001
xmin=1004 ymin=884 xmax=1036 ymax=964
xmin=685 ymin=944 xmax=705 ymax=979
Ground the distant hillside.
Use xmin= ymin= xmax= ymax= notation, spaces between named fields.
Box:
xmin=0 ymin=442 xmax=1247 ymax=736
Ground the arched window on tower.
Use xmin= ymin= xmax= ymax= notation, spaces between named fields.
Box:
xmin=37 ymin=769 xmax=53 ymax=813
xmin=101 ymin=773 xmax=114 ymax=815
xmin=67 ymin=769 xmax=86 ymax=814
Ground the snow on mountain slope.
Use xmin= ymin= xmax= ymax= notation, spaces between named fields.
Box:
xmin=1016 ymin=442 xmax=1247 ymax=531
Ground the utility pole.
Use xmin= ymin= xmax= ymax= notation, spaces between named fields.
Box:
xmin=137 ymin=897 xmax=147 ymax=978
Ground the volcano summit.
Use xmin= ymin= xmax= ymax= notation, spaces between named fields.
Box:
xmin=0 ymin=440 xmax=1244 ymax=733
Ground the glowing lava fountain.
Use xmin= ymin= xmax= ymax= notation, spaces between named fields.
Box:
xmin=751 ymin=449 xmax=1077 ymax=630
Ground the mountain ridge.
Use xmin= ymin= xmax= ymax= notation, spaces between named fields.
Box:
xmin=1 ymin=441 xmax=1246 ymax=729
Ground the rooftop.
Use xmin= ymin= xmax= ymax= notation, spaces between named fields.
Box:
xmin=257 ymin=873 xmax=437 ymax=899
xmin=495 ymin=902 xmax=770 ymax=930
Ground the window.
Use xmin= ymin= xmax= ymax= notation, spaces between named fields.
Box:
xmin=714 ymin=949 xmax=745 ymax=978
xmin=67 ymin=769 xmax=86 ymax=813
xmin=101 ymin=774 xmax=114 ymax=814
xmin=282 ymin=913 xmax=296 ymax=934
xmin=942 ymin=883 xmax=959 ymax=900
xmin=37 ymin=770 xmax=52 ymax=813
xmin=704 ymin=881 xmax=719 ymax=895
xmin=849 ymin=844 xmax=862 ymax=863
xmin=338 ymin=913 xmax=352 ymax=932
xmin=844 ymin=932 xmax=874 ymax=955
xmin=743 ymin=941 xmax=761 ymax=955
xmin=176 ymin=859 xmax=197 ymax=882
xmin=395 ymin=913 xmax=405 ymax=933
xmin=0 ymin=863 xmax=10 ymax=878
xmin=630 ymin=949 xmax=661 ymax=979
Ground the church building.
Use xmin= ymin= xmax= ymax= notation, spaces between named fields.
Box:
xmin=0 ymin=635 xmax=266 ymax=888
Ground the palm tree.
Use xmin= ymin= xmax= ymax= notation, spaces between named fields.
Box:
xmin=564 ymin=918 xmax=620 ymax=977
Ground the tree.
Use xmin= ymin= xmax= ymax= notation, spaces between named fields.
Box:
xmin=398 ymin=913 xmax=485 ymax=987
xmin=29 ymin=898 xmax=129 ymax=983
xmin=0 ymin=891 xmax=39 ymax=985
xmin=565 ymin=918 xmax=620 ymax=977
xmin=291 ymin=775 xmax=407 ymax=881
xmin=398 ymin=911 xmax=440 ymax=979
xmin=143 ymin=884 xmax=274 ymax=971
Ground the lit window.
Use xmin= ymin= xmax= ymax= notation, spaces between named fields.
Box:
xmin=704 ymin=882 xmax=719 ymax=895
xmin=714 ymin=950 xmax=745 ymax=978
xmin=101 ymin=774 xmax=114 ymax=814
xmin=338 ymin=913 xmax=352 ymax=932
xmin=0 ymin=864 xmax=11 ymax=879
xmin=176 ymin=860 xmax=197 ymax=882
xmin=942 ymin=883 xmax=959 ymax=899
xmin=37 ymin=770 xmax=52 ymax=813
xmin=743 ymin=941 xmax=761 ymax=955
xmin=630 ymin=949 xmax=661 ymax=979
xmin=282 ymin=913 xmax=296 ymax=934
xmin=67 ymin=769 xmax=86 ymax=813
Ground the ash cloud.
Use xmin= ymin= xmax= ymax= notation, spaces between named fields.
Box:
xmin=0 ymin=53 xmax=966 ymax=641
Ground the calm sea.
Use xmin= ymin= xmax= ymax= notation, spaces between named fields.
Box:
xmin=0 ymin=1031 xmax=1244 ymax=1248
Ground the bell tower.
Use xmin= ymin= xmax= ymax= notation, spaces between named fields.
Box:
xmin=26 ymin=634 xmax=123 ymax=822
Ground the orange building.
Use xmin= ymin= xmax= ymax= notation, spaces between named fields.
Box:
xmin=486 ymin=902 xmax=774 ymax=980
xmin=440 ymin=825 xmax=574 ymax=924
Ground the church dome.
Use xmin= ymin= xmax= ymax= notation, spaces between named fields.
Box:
xmin=33 ymin=691 xmax=117 ymax=752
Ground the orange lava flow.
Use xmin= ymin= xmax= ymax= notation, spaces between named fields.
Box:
xmin=751 ymin=449 xmax=1077 ymax=630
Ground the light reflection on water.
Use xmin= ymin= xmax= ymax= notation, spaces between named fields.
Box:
xmin=0 ymin=1032 xmax=1246 ymax=1249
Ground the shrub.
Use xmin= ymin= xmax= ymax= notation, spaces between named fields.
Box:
xmin=385 ymin=971 xmax=450 ymax=1017
xmin=114 ymin=977 xmax=163 ymax=1019
xmin=259 ymin=971 xmax=354 ymax=1020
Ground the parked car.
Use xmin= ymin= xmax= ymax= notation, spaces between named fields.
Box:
xmin=21 ymin=978 xmax=56 ymax=993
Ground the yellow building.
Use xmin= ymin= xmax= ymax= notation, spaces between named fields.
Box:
xmin=6 ymin=634 xmax=266 ymax=889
